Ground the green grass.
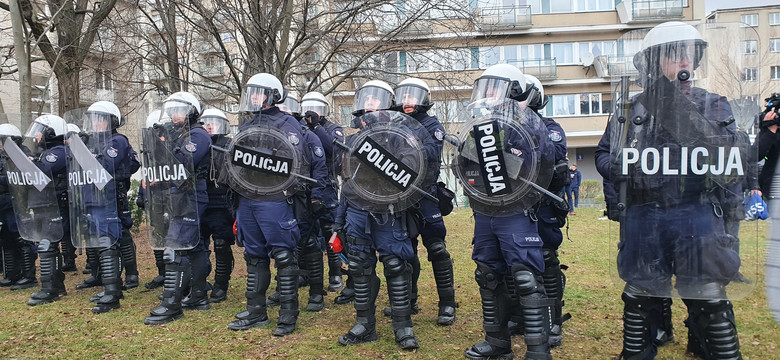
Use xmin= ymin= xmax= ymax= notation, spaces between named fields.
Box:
xmin=0 ymin=208 xmax=778 ymax=359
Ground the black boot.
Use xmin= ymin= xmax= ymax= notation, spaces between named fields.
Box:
xmin=82 ymin=248 xmax=98 ymax=275
xmin=77 ymin=248 xmax=102 ymax=290
xmin=28 ymin=241 xmax=65 ymax=306
xmin=93 ymin=246 xmax=123 ymax=314
xmin=326 ymin=248 xmax=344 ymax=292
xmin=61 ymin=241 xmax=77 ymax=272
xmin=145 ymin=250 xmax=166 ymax=289
xmin=338 ymin=258 xmax=380 ymax=346
xmin=272 ymin=248 xmax=299 ymax=336
xmin=144 ymin=251 xmax=187 ymax=325
xmin=384 ymin=256 xmax=418 ymax=350
xmin=229 ymin=254 xmax=271 ymax=330
xmin=304 ymin=238 xmax=326 ymax=312
xmin=267 ymin=287 xmax=281 ymax=307
xmin=210 ymin=238 xmax=234 ymax=303
xmin=334 ymin=275 xmax=355 ymax=304
xmin=120 ymin=232 xmax=139 ymax=290
xmin=181 ymin=251 xmax=211 ymax=311
xmin=683 ymin=296 xmax=742 ymax=360
xmin=0 ymin=246 xmax=20 ymax=286
xmin=656 ymin=297 xmax=674 ymax=346
xmin=541 ymin=248 xmax=569 ymax=347
xmin=10 ymin=244 xmax=37 ymax=290
xmin=465 ymin=262 xmax=513 ymax=360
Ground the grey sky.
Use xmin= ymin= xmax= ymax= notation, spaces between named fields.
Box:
xmin=706 ymin=0 xmax=779 ymax=13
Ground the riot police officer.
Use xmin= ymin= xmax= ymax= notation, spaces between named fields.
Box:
xmin=226 ymin=73 xmax=304 ymax=336
xmin=201 ymin=108 xmax=236 ymax=303
xmin=300 ymin=91 xmax=346 ymax=294
xmin=385 ymin=78 xmax=457 ymax=326
xmin=459 ymin=64 xmax=556 ymax=360
xmin=138 ymin=110 xmax=167 ymax=290
xmin=595 ymin=22 xmax=744 ymax=359
xmin=336 ymin=80 xmax=430 ymax=350
xmin=22 ymin=115 xmax=70 ymax=306
xmin=512 ymin=74 xmax=571 ymax=347
xmin=0 ymin=124 xmax=37 ymax=290
xmin=144 ymin=91 xmax=212 ymax=324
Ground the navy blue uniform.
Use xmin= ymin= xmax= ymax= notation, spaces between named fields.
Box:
xmin=0 ymin=143 xmax=37 ymax=287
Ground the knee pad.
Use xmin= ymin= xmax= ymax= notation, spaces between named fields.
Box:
xmin=271 ymin=248 xmax=296 ymax=269
xmin=381 ymin=255 xmax=407 ymax=277
xmin=511 ymin=264 xmax=544 ymax=296
xmin=303 ymin=235 xmax=320 ymax=253
xmin=37 ymin=239 xmax=53 ymax=253
xmin=348 ymin=251 xmax=374 ymax=276
xmin=474 ymin=261 xmax=500 ymax=291
xmin=425 ymin=239 xmax=450 ymax=262
xmin=542 ymin=248 xmax=559 ymax=268
xmin=213 ymin=238 xmax=230 ymax=252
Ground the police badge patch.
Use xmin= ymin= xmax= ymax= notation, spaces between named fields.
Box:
xmin=510 ymin=148 xmax=523 ymax=157
xmin=185 ymin=142 xmax=198 ymax=152
xmin=548 ymin=130 xmax=562 ymax=142
xmin=314 ymin=146 xmax=324 ymax=158
xmin=435 ymin=128 xmax=445 ymax=141
xmin=288 ymin=132 xmax=300 ymax=145
xmin=45 ymin=153 xmax=58 ymax=163
xmin=106 ymin=147 xmax=119 ymax=158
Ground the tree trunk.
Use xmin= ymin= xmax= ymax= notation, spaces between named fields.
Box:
xmin=57 ymin=70 xmax=81 ymax=115
xmin=10 ymin=0 xmax=32 ymax=128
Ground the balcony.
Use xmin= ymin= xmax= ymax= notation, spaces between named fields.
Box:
xmin=617 ymin=0 xmax=684 ymax=24
xmin=507 ymin=58 xmax=557 ymax=80
xmin=476 ymin=5 xmax=532 ymax=30
xmin=604 ymin=55 xmax=640 ymax=77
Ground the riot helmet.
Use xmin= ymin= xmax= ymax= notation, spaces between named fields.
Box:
xmin=85 ymin=101 xmax=123 ymax=133
xmin=163 ymin=91 xmax=202 ymax=127
xmin=633 ymin=21 xmax=707 ymax=82
xmin=394 ymin=78 xmax=432 ymax=115
xmin=301 ymin=91 xmax=330 ymax=117
xmin=471 ymin=64 xmax=531 ymax=105
xmin=278 ymin=92 xmax=301 ymax=117
xmin=0 ymin=123 xmax=23 ymax=145
xmin=524 ymin=74 xmax=548 ymax=111
xmin=25 ymin=114 xmax=67 ymax=143
xmin=66 ymin=124 xmax=81 ymax=135
xmin=201 ymin=108 xmax=230 ymax=135
xmin=239 ymin=73 xmax=285 ymax=113
xmin=352 ymin=80 xmax=394 ymax=117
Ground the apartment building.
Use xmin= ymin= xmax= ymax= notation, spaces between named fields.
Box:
xmin=330 ymin=0 xmax=706 ymax=184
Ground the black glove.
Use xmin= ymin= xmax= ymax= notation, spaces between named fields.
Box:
xmin=310 ymin=198 xmax=327 ymax=217
xmin=135 ymin=196 xmax=145 ymax=209
xmin=304 ymin=111 xmax=320 ymax=129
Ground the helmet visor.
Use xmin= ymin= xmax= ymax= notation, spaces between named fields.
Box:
xmin=301 ymin=98 xmax=330 ymax=117
xmin=202 ymin=117 xmax=229 ymax=135
xmin=353 ymin=86 xmax=392 ymax=113
xmin=471 ymin=78 xmax=511 ymax=105
xmin=24 ymin=122 xmax=48 ymax=140
xmin=84 ymin=111 xmax=113 ymax=133
xmin=278 ymin=96 xmax=301 ymax=115
xmin=394 ymin=85 xmax=429 ymax=107
xmin=163 ymin=99 xmax=196 ymax=124
xmin=239 ymin=85 xmax=277 ymax=113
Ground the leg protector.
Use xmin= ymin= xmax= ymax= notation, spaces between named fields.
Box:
xmin=144 ymin=250 xmax=187 ymax=325
xmin=272 ymin=248 xmax=299 ymax=336
xmin=465 ymin=261 xmax=513 ymax=360
xmin=683 ymin=297 xmax=742 ymax=360
xmin=505 ymin=274 xmax=525 ymax=336
xmin=10 ymin=244 xmax=37 ymax=290
xmin=383 ymin=255 xmax=418 ymax=350
xmin=0 ymin=245 xmax=20 ymax=286
xmin=93 ymin=245 xmax=123 ymax=313
xmin=120 ymin=231 xmax=139 ymax=289
xmin=511 ymin=265 xmax=553 ymax=360
xmin=303 ymin=236 xmax=325 ymax=312
xmin=181 ymin=251 xmax=211 ymax=310
xmin=656 ymin=297 xmax=674 ymax=346
xmin=427 ymin=239 xmax=457 ymax=326
xmin=229 ymin=253 xmax=271 ymax=330
xmin=541 ymin=248 xmax=569 ymax=347
xmin=620 ymin=291 xmax=661 ymax=360
xmin=210 ymin=238 xmax=234 ymax=303
xmin=77 ymin=248 xmax=102 ymax=290
xmin=335 ymin=273 xmax=355 ymax=304
xmin=61 ymin=240 xmax=77 ymax=272
xmin=339 ymin=250 xmax=379 ymax=346
xmin=326 ymin=247 xmax=343 ymax=291
xmin=28 ymin=241 xmax=65 ymax=306
xmin=145 ymin=249 xmax=166 ymax=289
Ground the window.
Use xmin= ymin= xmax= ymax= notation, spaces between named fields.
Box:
xmin=95 ymin=69 xmax=113 ymax=90
xmin=550 ymin=95 xmax=576 ymax=116
xmin=478 ymin=47 xmax=500 ymax=68
xmin=580 ymin=93 xmax=602 ymax=115
xmin=770 ymin=12 xmax=780 ymax=25
xmin=546 ymin=93 xmax=610 ymax=117
xmin=222 ymin=102 xmax=239 ymax=113
xmin=552 ymin=43 xmax=574 ymax=64
xmin=741 ymin=14 xmax=758 ymax=27
xmin=430 ymin=99 xmax=470 ymax=123
xmin=339 ymin=105 xmax=354 ymax=127
xmin=772 ymin=66 xmax=780 ymax=80
xmin=742 ymin=40 xmax=757 ymax=55
xmin=771 ymin=39 xmax=780 ymax=53
xmin=742 ymin=68 xmax=758 ymax=82
xmin=575 ymin=0 xmax=613 ymax=12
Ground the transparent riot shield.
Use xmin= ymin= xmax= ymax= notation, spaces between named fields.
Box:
xmin=63 ymin=109 xmax=119 ymax=249
xmin=138 ymin=111 xmax=201 ymax=250
xmin=768 ymin=161 xmax=780 ymax=322
xmin=338 ymin=110 xmax=431 ymax=214
xmin=220 ymin=120 xmax=306 ymax=201
xmin=2 ymin=115 xmax=64 ymax=244
xmin=606 ymin=22 xmax=758 ymax=300
xmin=449 ymin=100 xmax=554 ymax=216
